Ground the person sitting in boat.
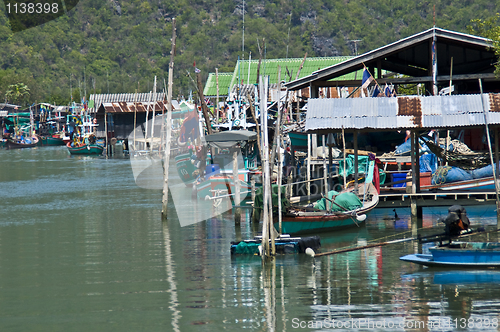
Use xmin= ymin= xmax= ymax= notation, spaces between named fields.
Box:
xmin=439 ymin=205 xmax=470 ymax=236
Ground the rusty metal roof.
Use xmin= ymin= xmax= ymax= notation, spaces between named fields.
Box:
xmin=305 ymin=93 xmax=500 ymax=131
xmin=101 ymin=101 xmax=168 ymax=113
xmin=90 ymin=92 xmax=181 ymax=113
xmin=91 ymin=92 xmax=166 ymax=104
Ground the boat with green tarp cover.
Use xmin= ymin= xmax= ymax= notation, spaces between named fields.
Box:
xmin=253 ymin=157 xmax=380 ymax=235
xmin=230 ymin=235 xmax=321 ymax=255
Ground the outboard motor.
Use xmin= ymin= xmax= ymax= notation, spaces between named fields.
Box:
xmin=439 ymin=205 xmax=470 ymax=236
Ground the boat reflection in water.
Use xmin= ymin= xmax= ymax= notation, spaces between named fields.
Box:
xmin=404 ymin=269 xmax=500 ymax=285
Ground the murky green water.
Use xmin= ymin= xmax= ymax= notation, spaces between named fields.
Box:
xmin=1 ymin=146 xmax=500 ymax=331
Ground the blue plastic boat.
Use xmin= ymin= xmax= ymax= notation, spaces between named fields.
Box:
xmin=400 ymin=242 xmax=500 ymax=268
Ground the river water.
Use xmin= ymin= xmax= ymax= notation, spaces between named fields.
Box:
xmin=1 ymin=146 xmax=500 ymax=332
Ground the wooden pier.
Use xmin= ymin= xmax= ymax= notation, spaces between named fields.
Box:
xmin=378 ymin=190 xmax=498 ymax=208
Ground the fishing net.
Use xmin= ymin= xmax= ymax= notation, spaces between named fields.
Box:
xmin=420 ymin=136 xmax=490 ymax=170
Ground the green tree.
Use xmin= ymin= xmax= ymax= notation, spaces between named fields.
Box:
xmin=5 ymin=83 xmax=30 ymax=106
xmin=468 ymin=14 xmax=500 ymax=77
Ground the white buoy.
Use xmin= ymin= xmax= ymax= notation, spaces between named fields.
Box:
xmin=356 ymin=214 xmax=367 ymax=222
xmin=305 ymin=247 xmax=315 ymax=257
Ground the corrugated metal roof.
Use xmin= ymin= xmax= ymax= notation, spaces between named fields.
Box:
xmin=90 ymin=93 xmax=168 ymax=112
xmin=230 ymin=57 xmax=360 ymax=88
xmin=203 ymin=72 xmax=233 ymax=97
xmin=305 ymin=93 xmax=500 ymax=131
xmin=90 ymin=93 xmax=181 ymax=113
xmin=101 ymin=101 xmax=168 ymax=113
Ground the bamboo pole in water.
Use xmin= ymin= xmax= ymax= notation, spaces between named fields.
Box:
xmin=322 ymin=135 xmax=327 ymax=193
xmin=479 ymin=79 xmax=500 ymax=227
xmin=162 ymin=18 xmax=176 ymax=217
xmin=342 ymin=127 xmax=346 ymax=189
xmin=150 ymin=76 xmax=157 ymax=153
xmin=276 ymin=72 xmax=283 ymax=235
xmin=233 ymin=148 xmax=241 ymax=224
xmin=216 ymin=68 xmax=219 ymax=124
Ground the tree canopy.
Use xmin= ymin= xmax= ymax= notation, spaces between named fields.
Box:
xmin=0 ymin=0 xmax=499 ymax=105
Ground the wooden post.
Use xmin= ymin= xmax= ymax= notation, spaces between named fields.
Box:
xmin=251 ymin=177 xmax=260 ymax=223
xmin=216 ymin=68 xmax=219 ymax=124
xmin=133 ymin=90 xmax=137 ymax=151
xmin=495 ymin=127 xmax=499 ymax=183
xmin=479 ymin=79 xmax=500 ymax=226
xmin=322 ymin=134 xmax=328 ymax=193
xmin=307 ymin=134 xmax=311 ymax=196
xmin=296 ymin=92 xmax=300 ymax=122
xmin=196 ymin=72 xmax=213 ymax=135
xmin=269 ymin=66 xmax=282 ymax=179
xmin=342 ymin=127 xmax=346 ymax=189
xmin=104 ymin=112 xmax=108 ymax=156
xmin=233 ymin=148 xmax=241 ymax=224
xmin=410 ymin=130 xmax=418 ymax=222
xmin=411 ymin=131 xmax=417 ymax=195
xmin=162 ymin=18 xmax=176 ymax=217
xmin=354 ymin=131 xmax=358 ymax=193
xmin=260 ymin=76 xmax=270 ymax=257
xmin=328 ymin=133 xmax=334 ymax=191
xmin=415 ymin=130 xmax=421 ymax=193
xmin=311 ymin=133 xmax=317 ymax=158
xmin=150 ymin=77 xmax=157 ymax=153
xmin=277 ymin=144 xmax=283 ymax=235
xmin=295 ymin=52 xmax=308 ymax=80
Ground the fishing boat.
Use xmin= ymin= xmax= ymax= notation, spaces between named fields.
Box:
xmin=400 ymin=242 xmax=500 ymax=268
xmin=230 ymin=234 xmax=321 ymax=255
xmin=66 ymin=111 xmax=103 ymax=155
xmin=66 ymin=134 xmax=104 ymax=155
xmin=6 ymin=135 xmax=39 ymax=149
xmin=197 ymin=130 xmax=259 ymax=200
xmin=277 ymin=182 xmax=379 ymax=235
xmin=174 ymin=152 xmax=198 ymax=187
xmin=176 ymin=130 xmax=259 ymax=199
xmin=38 ymin=133 xmax=67 ymax=146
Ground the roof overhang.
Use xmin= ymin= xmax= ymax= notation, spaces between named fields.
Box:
xmin=286 ymin=27 xmax=496 ymax=91
xmin=305 ymin=93 xmax=500 ymax=132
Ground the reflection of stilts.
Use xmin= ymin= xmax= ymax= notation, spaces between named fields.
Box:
xmin=262 ymin=258 xmax=277 ymax=331
xmin=162 ymin=222 xmax=181 ymax=332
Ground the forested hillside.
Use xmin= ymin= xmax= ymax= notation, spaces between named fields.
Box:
xmin=1 ymin=0 xmax=499 ymax=106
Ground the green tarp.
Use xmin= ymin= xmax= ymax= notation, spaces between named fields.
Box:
xmin=313 ymin=190 xmax=362 ymax=212
xmin=254 ymin=184 xmax=289 ymax=212
xmin=339 ymin=154 xmax=386 ymax=184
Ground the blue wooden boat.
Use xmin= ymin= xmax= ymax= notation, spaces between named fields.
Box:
xmin=400 ymin=242 xmax=500 ymax=268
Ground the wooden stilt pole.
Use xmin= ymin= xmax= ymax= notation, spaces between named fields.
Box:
xmin=342 ymin=127 xmax=347 ymax=189
xmin=307 ymin=134 xmax=311 ymax=196
xmin=479 ymin=79 xmax=500 ymax=227
xmin=162 ymin=18 xmax=176 ymax=217
xmin=233 ymin=148 xmax=241 ymax=224
xmin=216 ymin=68 xmax=220 ymax=124
xmin=260 ymin=76 xmax=271 ymax=258
xmin=353 ymin=130 xmax=358 ymax=193
xmin=322 ymin=134 xmax=328 ymax=193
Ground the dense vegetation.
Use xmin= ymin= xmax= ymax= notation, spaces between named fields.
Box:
xmin=1 ymin=0 xmax=499 ymax=106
